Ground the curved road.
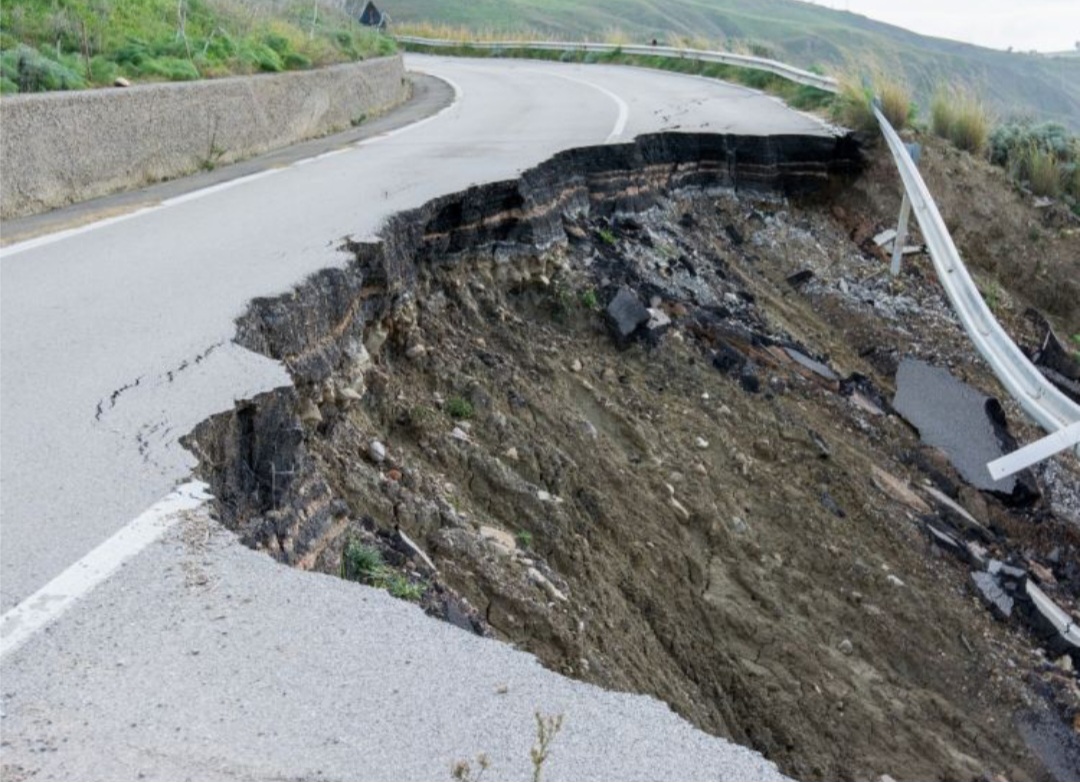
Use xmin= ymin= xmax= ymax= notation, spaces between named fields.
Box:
xmin=0 ymin=55 xmax=829 ymax=781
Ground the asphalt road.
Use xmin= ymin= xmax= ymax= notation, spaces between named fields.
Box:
xmin=0 ymin=55 xmax=831 ymax=780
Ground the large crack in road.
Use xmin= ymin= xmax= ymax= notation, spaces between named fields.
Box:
xmin=183 ymin=132 xmax=1080 ymax=781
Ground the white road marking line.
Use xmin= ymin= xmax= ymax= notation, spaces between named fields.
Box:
xmin=0 ymin=73 xmax=468 ymax=657
xmin=0 ymin=481 xmax=212 ymax=661
xmin=0 ymin=74 xmax=465 ymax=261
xmin=520 ymin=68 xmax=630 ymax=143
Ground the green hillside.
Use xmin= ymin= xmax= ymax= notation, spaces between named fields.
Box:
xmin=0 ymin=0 xmax=394 ymax=94
xmin=383 ymin=0 xmax=1080 ymax=129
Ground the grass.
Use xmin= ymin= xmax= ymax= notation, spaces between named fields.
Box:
xmin=831 ymin=74 xmax=875 ymax=131
xmin=515 ymin=530 xmax=534 ymax=549
xmin=341 ymin=539 xmax=427 ymax=602
xmin=450 ymin=711 xmax=563 ymax=782
xmin=386 ymin=0 xmax=1080 ymax=132
xmin=930 ymin=88 xmax=991 ymax=154
xmin=529 ymin=712 xmax=563 ymax=782
xmin=446 ymin=396 xmax=475 ymax=420
xmin=981 ymin=279 xmax=1003 ymax=313
xmin=0 ymin=0 xmax=395 ymax=93
xmin=1021 ymin=145 xmax=1063 ymax=197
xmin=988 ymin=119 xmax=1080 ymax=202
xmin=829 ymin=69 xmax=911 ymax=132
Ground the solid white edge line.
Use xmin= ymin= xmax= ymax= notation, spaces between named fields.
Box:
xmin=0 ymin=481 xmax=212 ymax=661
xmin=519 ymin=67 xmax=629 ymax=143
xmin=0 ymin=71 xmax=464 ymax=261
xmin=0 ymin=71 xmax=466 ymax=657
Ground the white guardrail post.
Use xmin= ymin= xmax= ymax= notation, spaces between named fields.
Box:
xmin=398 ymin=35 xmax=1080 ymax=476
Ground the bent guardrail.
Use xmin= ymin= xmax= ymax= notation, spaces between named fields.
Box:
xmin=872 ymin=103 xmax=1080 ymax=474
xmin=398 ymin=35 xmax=1080 ymax=473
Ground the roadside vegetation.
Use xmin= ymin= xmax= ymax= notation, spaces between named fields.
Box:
xmin=398 ymin=37 xmax=834 ymax=112
xmin=0 ymin=0 xmax=395 ymax=94
xmin=925 ymin=86 xmax=1080 ymax=210
xmin=403 ymin=27 xmax=1080 ymax=214
xmin=830 ymin=70 xmax=912 ymax=131
xmin=341 ymin=539 xmax=427 ymax=602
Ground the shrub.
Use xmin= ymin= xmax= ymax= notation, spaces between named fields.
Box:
xmin=989 ymin=121 xmax=1078 ymax=198
xmin=446 ymin=396 xmax=475 ymax=420
xmin=515 ymin=530 xmax=534 ymax=549
xmin=1 ymin=45 xmax=84 ymax=91
xmin=386 ymin=573 xmax=426 ymax=602
xmin=342 ymin=540 xmax=384 ymax=581
xmin=88 ymin=55 xmax=118 ymax=85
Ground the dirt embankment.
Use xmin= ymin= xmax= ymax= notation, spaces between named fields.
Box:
xmin=186 ymin=132 xmax=1080 ymax=781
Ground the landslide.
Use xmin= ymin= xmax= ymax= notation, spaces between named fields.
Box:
xmin=187 ymin=132 xmax=1080 ymax=781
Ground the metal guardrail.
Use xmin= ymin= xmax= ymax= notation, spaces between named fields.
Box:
xmin=395 ymin=36 xmax=838 ymax=93
xmin=872 ymin=103 xmax=1080 ymax=471
xmin=399 ymin=35 xmax=1080 ymax=470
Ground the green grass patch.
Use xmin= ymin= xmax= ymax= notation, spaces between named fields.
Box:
xmin=341 ymin=539 xmax=428 ymax=602
xmin=446 ymin=396 xmax=475 ymax=420
xmin=0 ymin=0 xmax=396 ymax=92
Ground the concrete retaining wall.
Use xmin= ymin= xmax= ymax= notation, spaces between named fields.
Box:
xmin=0 ymin=55 xmax=409 ymax=219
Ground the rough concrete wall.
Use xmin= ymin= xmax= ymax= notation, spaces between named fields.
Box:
xmin=0 ymin=55 xmax=409 ymax=219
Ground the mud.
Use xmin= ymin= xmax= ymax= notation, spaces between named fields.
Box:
xmin=185 ymin=132 xmax=1080 ymax=781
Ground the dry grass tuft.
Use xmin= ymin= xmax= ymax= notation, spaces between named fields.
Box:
xmin=931 ymin=87 xmax=991 ymax=155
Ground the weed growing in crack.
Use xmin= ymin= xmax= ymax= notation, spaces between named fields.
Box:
xmin=446 ymin=396 xmax=475 ymax=420
xmin=981 ymin=279 xmax=1002 ymax=313
xmin=341 ymin=539 xmax=428 ymax=602
xmin=448 ymin=711 xmax=563 ymax=782
xmin=530 ymin=712 xmax=564 ymax=782
xmin=342 ymin=540 xmax=383 ymax=581
xmin=450 ymin=753 xmax=490 ymax=782
xmin=386 ymin=573 xmax=426 ymax=602
xmin=596 ymin=227 xmax=617 ymax=245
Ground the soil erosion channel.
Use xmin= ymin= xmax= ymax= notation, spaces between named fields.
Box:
xmin=186 ymin=133 xmax=1080 ymax=781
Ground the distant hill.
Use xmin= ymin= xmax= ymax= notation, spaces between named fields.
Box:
xmin=375 ymin=0 xmax=1080 ymax=130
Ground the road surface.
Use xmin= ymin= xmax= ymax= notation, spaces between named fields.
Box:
xmin=0 ymin=54 xmax=830 ymax=781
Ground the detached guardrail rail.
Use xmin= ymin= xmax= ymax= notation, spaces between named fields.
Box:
xmin=398 ymin=35 xmax=1080 ymax=475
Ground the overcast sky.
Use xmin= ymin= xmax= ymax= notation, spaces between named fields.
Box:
xmin=812 ymin=0 xmax=1078 ymax=52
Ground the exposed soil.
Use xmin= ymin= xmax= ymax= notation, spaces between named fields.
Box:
xmin=187 ymin=133 xmax=1080 ymax=782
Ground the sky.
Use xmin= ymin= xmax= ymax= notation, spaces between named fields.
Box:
xmin=812 ymin=0 xmax=1079 ymax=52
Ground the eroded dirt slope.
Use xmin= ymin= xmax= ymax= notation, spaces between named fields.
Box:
xmin=187 ymin=133 xmax=1080 ymax=781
